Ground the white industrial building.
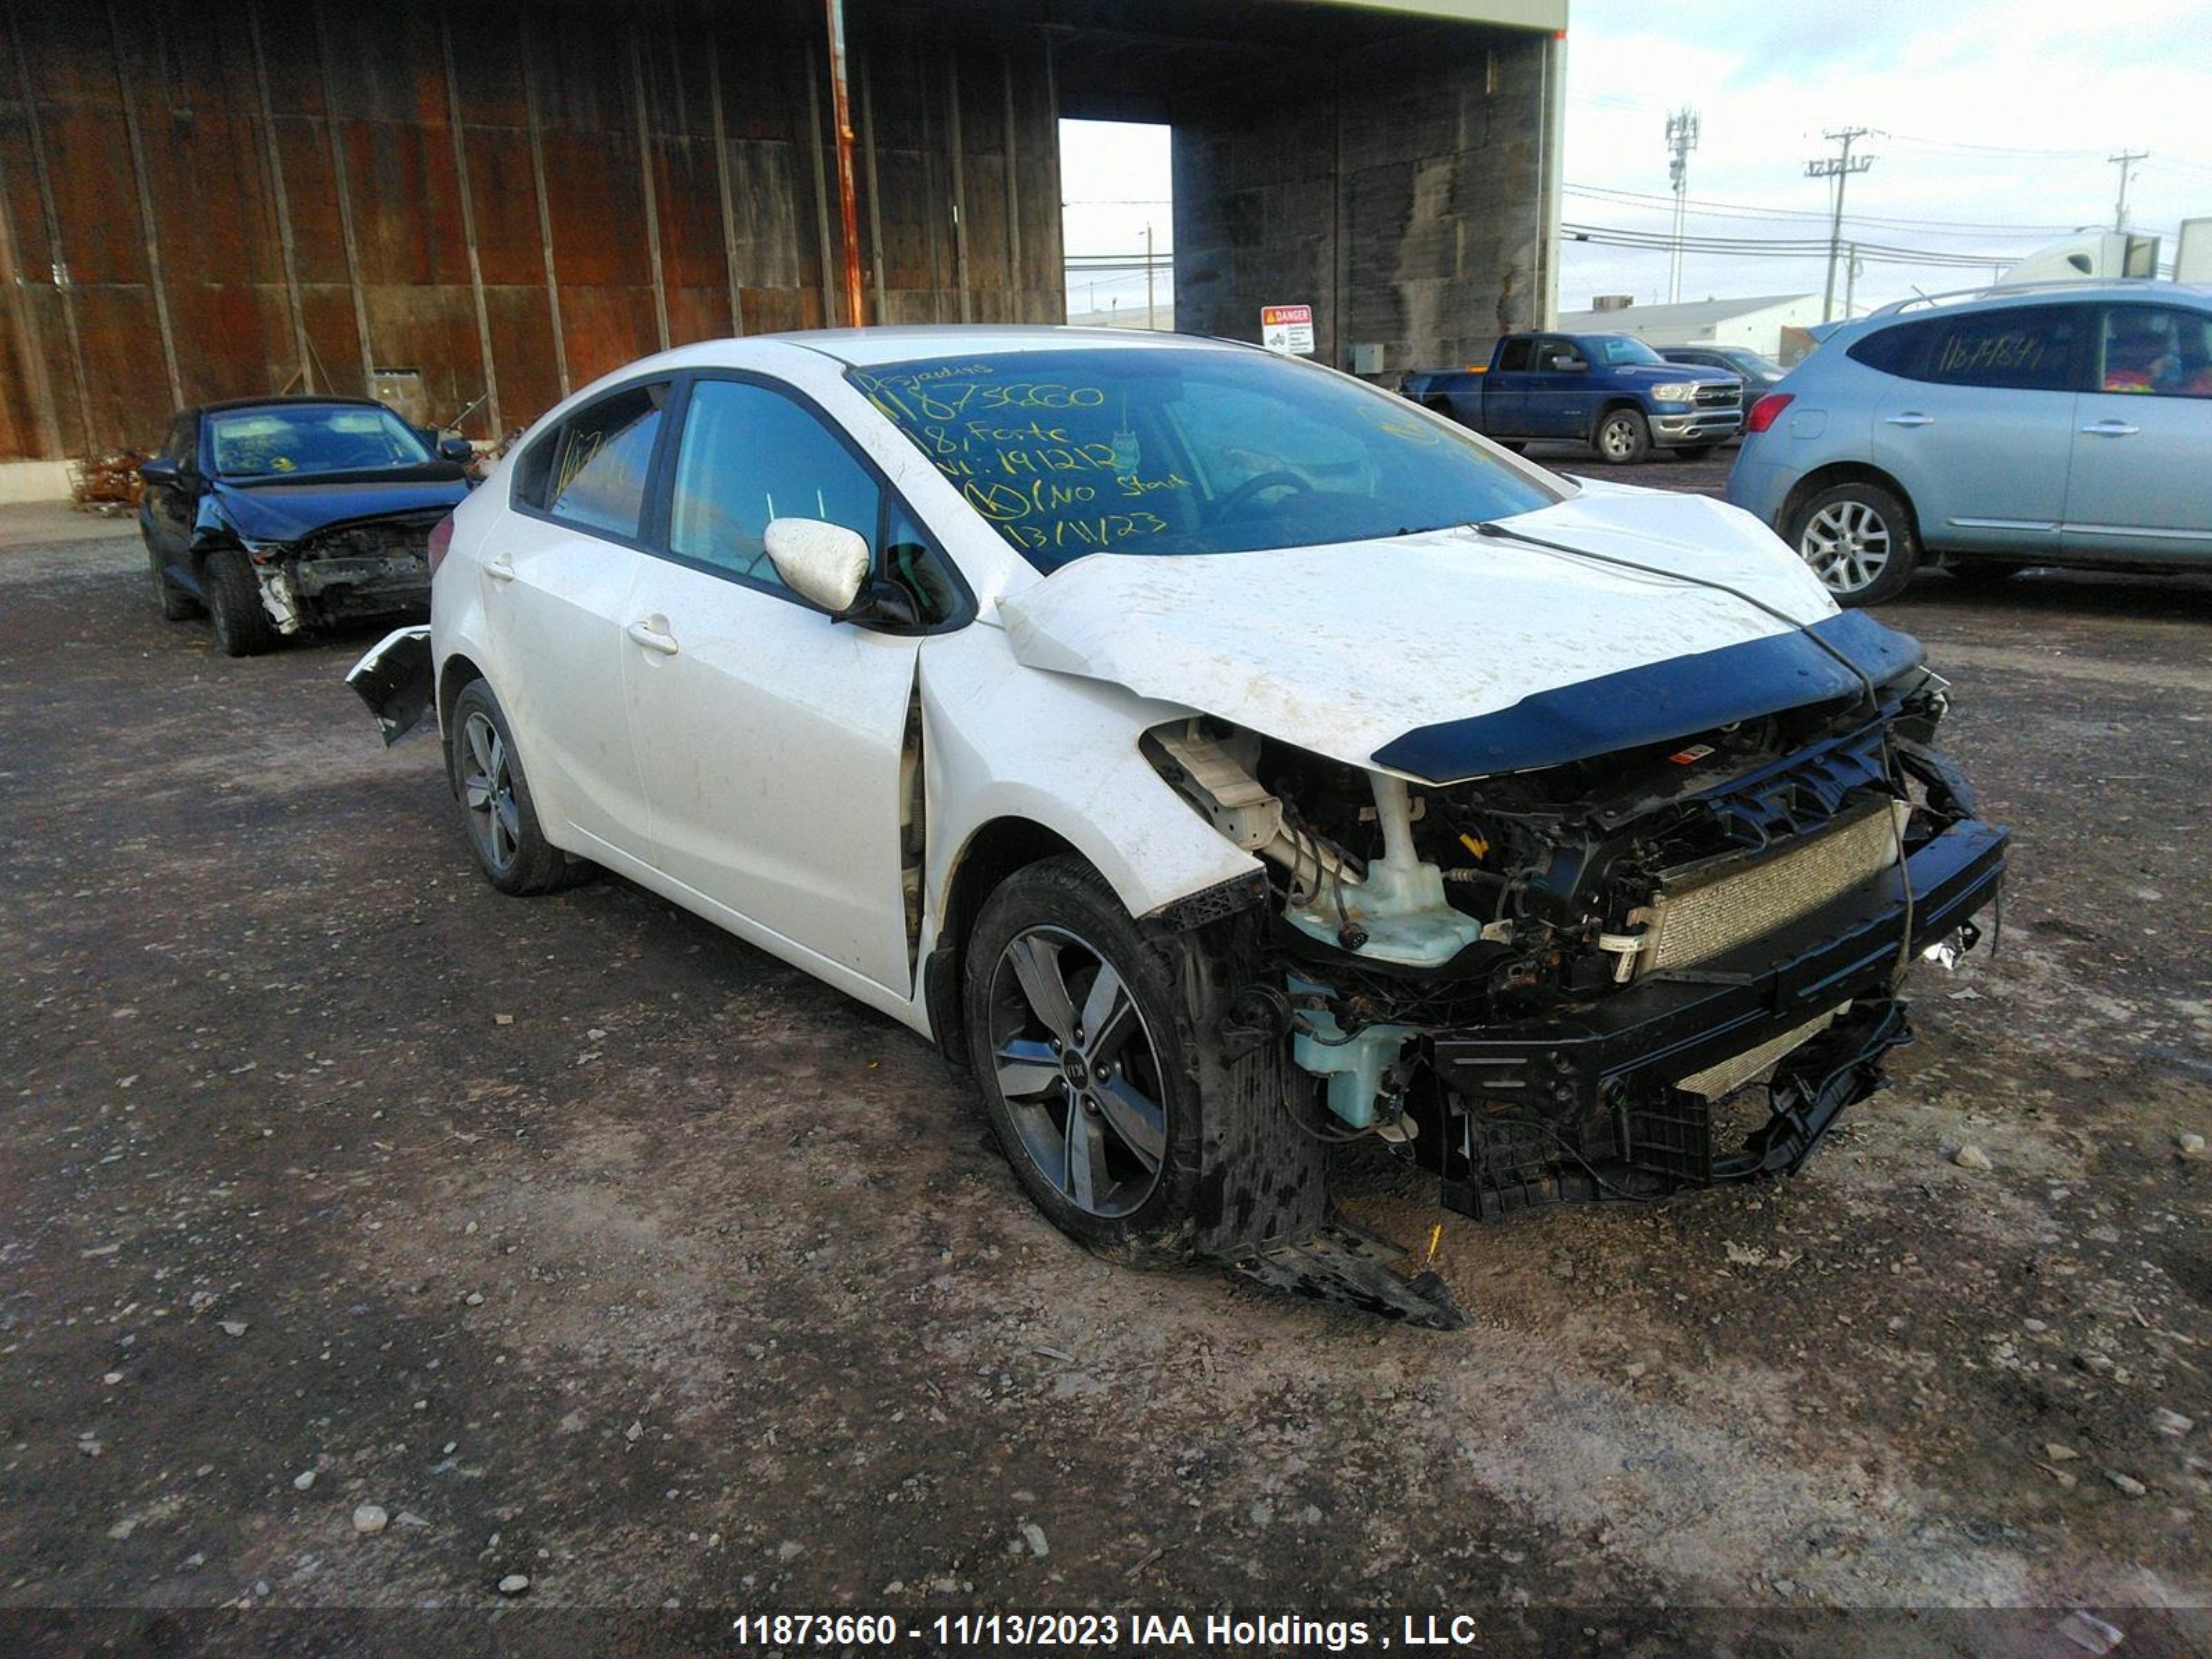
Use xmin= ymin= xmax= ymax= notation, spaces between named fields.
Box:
xmin=1557 ymin=293 xmax=1824 ymax=359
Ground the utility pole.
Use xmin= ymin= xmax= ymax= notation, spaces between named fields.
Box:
xmin=1806 ymin=127 xmax=1875 ymax=324
xmin=1843 ymin=241 xmax=1859 ymax=319
xmin=1664 ymin=108 xmax=1700 ymax=305
xmin=2108 ymin=149 xmax=2148 ymax=230
xmin=1144 ymin=222 xmax=1156 ymax=330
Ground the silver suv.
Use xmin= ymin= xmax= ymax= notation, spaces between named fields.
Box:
xmin=1726 ymin=281 xmax=2212 ymax=604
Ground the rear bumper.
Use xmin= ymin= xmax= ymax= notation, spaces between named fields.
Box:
xmin=1429 ymin=814 xmax=2007 ymax=1217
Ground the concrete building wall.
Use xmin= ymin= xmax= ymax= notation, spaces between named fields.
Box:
xmin=1172 ymin=21 xmax=1557 ymax=379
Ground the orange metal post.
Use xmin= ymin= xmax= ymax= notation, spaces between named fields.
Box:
xmin=823 ymin=0 xmax=866 ymax=329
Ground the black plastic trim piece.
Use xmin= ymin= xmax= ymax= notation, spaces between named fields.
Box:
xmin=1371 ymin=611 xmax=1926 ymax=784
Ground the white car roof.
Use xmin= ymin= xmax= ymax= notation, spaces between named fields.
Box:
xmin=768 ymin=324 xmax=1256 ymax=368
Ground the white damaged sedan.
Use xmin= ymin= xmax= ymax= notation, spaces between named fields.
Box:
xmin=353 ymin=327 xmax=2005 ymax=1324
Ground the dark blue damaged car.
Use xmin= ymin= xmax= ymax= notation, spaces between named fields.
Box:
xmin=139 ymin=396 xmax=474 ymax=657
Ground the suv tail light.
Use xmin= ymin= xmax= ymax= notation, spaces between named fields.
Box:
xmin=426 ymin=512 xmax=456 ymax=577
xmin=1745 ymin=393 xmax=1794 ymax=435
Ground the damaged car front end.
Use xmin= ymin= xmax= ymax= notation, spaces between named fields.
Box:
xmin=140 ymin=396 xmax=471 ymax=657
xmin=1141 ymin=628 xmax=2000 ymax=1226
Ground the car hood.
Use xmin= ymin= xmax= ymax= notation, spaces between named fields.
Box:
xmin=995 ymin=488 xmax=1915 ymax=782
xmin=1611 ymin=362 xmax=1736 ymax=386
xmin=208 ymin=472 xmax=469 ymax=545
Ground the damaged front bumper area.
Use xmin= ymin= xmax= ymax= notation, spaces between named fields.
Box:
xmin=243 ymin=515 xmax=438 ymax=637
xmin=1147 ymin=644 xmax=2009 ymax=1232
xmin=1426 ymin=815 xmax=2002 ymax=1218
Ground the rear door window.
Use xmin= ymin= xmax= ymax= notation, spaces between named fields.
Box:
xmin=530 ymin=383 xmax=672 ymax=538
xmin=2097 ymin=305 xmax=2212 ymax=397
xmin=1496 ymin=338 xmax=1535 ymax=373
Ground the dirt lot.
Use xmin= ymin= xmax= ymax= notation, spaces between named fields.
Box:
xmin=3 ymin=471 xmax=2209 ymax=1657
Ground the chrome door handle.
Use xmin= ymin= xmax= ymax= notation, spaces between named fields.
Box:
xmin=626 ymin=618 xmax=679 ymax=655
xmin=1883 ymin=412 xmax=1934 ymax=427
xmin=2079 ymin=420 xmax=2139 ymax=437
xmin=484 ymin=556 xmax=516 ymax=583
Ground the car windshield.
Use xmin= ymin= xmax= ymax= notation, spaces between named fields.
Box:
xmin=1727 ymin=350 xmax=1783 ymax=379
xmin=850 ymin=347 xmax=1557 ymax=570
xmin=208 ymin=404 xmax=433 ymax=478
xmin=1592 ymin=337 xmax=1665 ymax=366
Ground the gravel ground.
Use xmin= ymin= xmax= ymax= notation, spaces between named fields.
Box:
xmin=2 ymin=484 xmax=2208 ymax=1658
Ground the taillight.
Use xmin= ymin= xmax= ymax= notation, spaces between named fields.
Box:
xmin=427 ymin=512 xmax=456 ymax=577
xmin=1745 ymin=392 xmax=1794 ymax=435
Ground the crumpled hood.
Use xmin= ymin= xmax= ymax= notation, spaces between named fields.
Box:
xmin=996 ymin=489 xmax=1893 ymax=780
xmin=209 ymin=473 xmax=468 ymax=545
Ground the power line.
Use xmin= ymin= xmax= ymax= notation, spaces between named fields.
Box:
xmin=1561 ymin=221 xmax=2016 ymax=271
xmin=1563 ymin=182 xmax=2090 ymax=236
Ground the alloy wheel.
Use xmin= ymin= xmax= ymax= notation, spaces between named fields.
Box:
xmin=986 ymin=925 xmax=1167 ymax=1219
xmin=1800 ymin=500 xmax=1893 ymax=595
xmin=460 ymin=711 xmax=521 ymax=872
xmin=1599 ymin=417 xmax=1637 ymax=460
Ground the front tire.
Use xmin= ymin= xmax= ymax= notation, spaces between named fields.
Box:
xmin=1789 ymin=481 xmax=1920 ymax=606
xmin=964 ymin=858 xmax=1198 ymax=1255
xmin=1594 ymin=408 xmax=1651 ymax=464
xmin=447 ymin=679 xmax=573 ymax=896
xmin=204 ymin=549 xmax=276 ymax=656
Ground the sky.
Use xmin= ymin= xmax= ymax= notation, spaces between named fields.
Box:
xmin=1059 ymin=0 xmax=2212 ymax=321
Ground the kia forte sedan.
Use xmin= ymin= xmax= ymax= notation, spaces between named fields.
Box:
xmin=351 ymin=327 xmax=2005 ymax=1323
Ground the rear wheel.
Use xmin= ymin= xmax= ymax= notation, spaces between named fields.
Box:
xmin=1594 ymin=407 xmax=1651 ymax=464
xmin=447 ymin=679 xmax=574 ymax=896
xmin=204 ymin=549 xmax=276 ymax=656
xmin=147 ymin=543 xmax=198 ymax=621
xmin=1788 ymin=480 xmax=1920 ymax=606
xmin=964 ymin=858 xmax=1197 ymax=1255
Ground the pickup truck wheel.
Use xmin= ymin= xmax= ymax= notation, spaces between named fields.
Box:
xmin=1594 ymin=408 xmax=1651 ymax=463
xmin=965 ymin=857 xmax=1199 ymax=1258
xmin=147 ymin=544 xmax=198 ymax=621
xmin=205 ymin=549 xmax=277 ymax=657
xmin=1788 ymin=482 xmax=1920 ymax=606
xmin=448 ymin=680 xmax=574 ymax=896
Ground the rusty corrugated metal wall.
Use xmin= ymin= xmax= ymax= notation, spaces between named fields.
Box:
xmin=0 ymin=0 xmax=1067 ymax=460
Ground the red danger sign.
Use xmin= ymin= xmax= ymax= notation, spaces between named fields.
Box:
xmin=1261 ymin=303 xmax=1315 ymax=356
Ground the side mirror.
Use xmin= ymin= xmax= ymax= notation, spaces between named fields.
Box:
xmin=438 ymin=435 xmax=475 ymax=463
xmin=765 ymin=517 xmax=870 ymax=616
xmin=139 ymin=458 xmax=180 ymax=486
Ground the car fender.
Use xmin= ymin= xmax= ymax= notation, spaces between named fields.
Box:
xmin=915 ymin=622 xmax=1257 ymax=948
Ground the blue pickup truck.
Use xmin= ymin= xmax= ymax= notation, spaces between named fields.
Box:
xmin=1400 ymin=332 xmax=1744 ymax=462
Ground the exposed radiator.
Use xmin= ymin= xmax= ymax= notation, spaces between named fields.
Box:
xmin=1629 ymin=798 xmax=1902 ymax=976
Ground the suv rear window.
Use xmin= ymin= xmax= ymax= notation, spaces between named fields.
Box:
xmin=1847 ymin=306 xmax=2081 ymax=393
